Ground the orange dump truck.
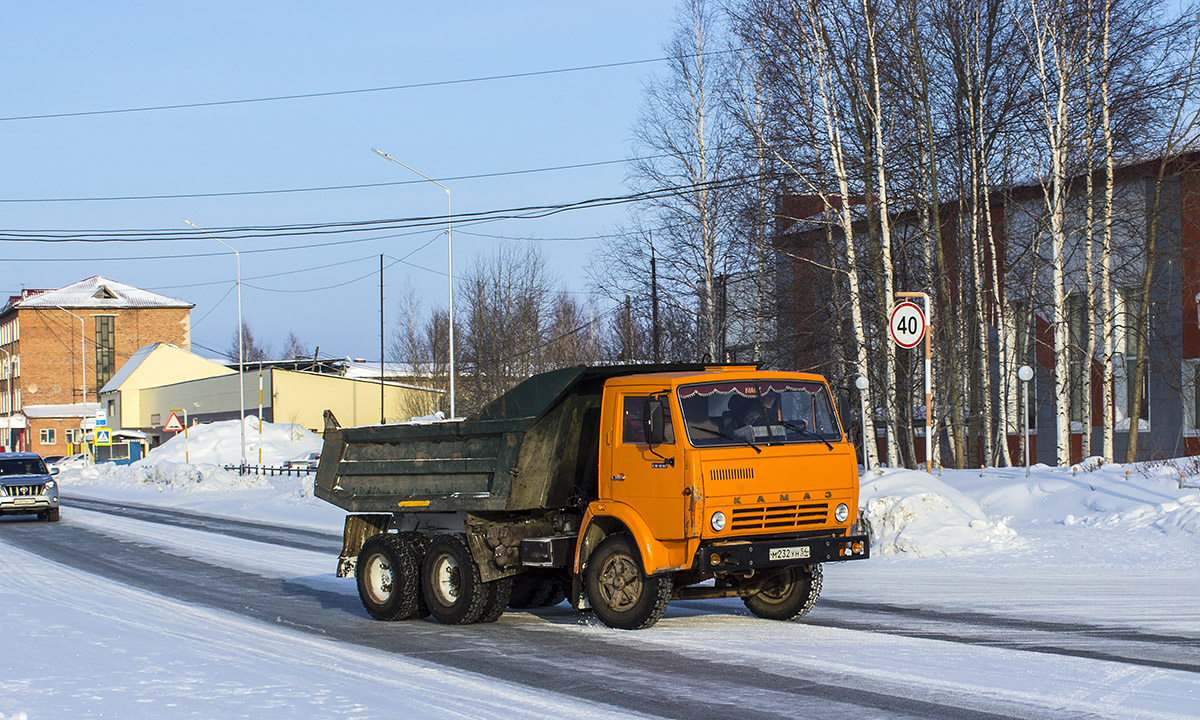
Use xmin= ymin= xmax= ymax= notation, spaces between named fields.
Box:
xmin=315 ymin=364 xmax=869 ymax=630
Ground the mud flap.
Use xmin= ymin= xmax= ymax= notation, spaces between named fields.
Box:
xmin=337 ymin=513 xmax=392 ymax=577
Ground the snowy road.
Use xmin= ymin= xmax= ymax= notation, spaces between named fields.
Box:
xmin=3 ymin=496 xmax=1196 ymax=719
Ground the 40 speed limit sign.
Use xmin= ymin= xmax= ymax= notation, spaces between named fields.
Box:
xmin=889 ymin=301 xmax=926 ymax=349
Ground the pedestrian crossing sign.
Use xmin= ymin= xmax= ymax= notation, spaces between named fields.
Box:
xmin=95 ymin=428 xmax=113 ymax=446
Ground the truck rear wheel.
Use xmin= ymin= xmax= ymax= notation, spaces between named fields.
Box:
xmin=356 ymin=533 xmax=422 ymax=621
xmin=585 ymin=534 xmax=672 ymax=630
xmin=742 ymin=563 xmax=823 ymax=621
xmin=422 ymin=534 xmax=490 ymax=625
xmin=476 ymin=576 xmax=514 ymax=623
xmin=508 ymin=575 xmax=563 ymax=609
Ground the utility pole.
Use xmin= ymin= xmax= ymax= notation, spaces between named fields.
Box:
xmin=650 ymin=232 xmax=660 ymax=363
xmin=380 ymin=253 xmax=385 ymax=424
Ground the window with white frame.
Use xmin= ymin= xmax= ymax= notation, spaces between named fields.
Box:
xmin=1114 ymin=288 xmax=1150 ymax=428
xmin=1183 ymin=361 xmax=1200 ymax=437
xmin=39 ymin=428 xmax=56 ymax=445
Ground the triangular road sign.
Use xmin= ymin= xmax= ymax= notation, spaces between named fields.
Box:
xmin=163 ymin=412 xmax=185 ymax=432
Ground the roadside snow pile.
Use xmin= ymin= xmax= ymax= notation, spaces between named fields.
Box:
xmin=861 ymin=460 xmax=1200 ymax=559
xmin=860 ymin=469 xmax=1022 ymax=557
xmin=58 ymin=418 xmax=323 ymax=496
xmin=140 ymin=416 xmax=321 ymax=467
xmin=947 ymin=459 xmax=1200 ymax=535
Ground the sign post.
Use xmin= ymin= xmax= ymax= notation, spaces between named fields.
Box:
xmin=165 ymin=408 xmax=188 ymax=464
xmin=893 ymin=293 xmax=933 ymax=472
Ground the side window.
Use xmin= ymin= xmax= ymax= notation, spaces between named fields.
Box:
xmin=621 ymin=395 xmax=674 ymax=445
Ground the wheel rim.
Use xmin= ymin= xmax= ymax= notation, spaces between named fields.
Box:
xmin=757 ymin=569 xmax=798 ymax=605
xmin=431 ymin=552 xmax=462 ymax=606
xmin=597 ymin=552 xmax=643 ymax=612
xmin=363 ymin=553 xmax=393 ymax=605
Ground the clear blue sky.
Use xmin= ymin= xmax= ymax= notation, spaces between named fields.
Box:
xmin=0 ymin=2 xmax=680 ymax=360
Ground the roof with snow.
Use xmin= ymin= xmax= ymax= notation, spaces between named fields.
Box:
xmin=6 ymin=276 xmax=193 ymax=311
xmin=17 ymin=403 xmax=101 ymax=419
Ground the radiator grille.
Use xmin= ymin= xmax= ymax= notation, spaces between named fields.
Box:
xmin=3 ymin=484 xmax=46 ymax=497
xmin=710 ymin=468 xmax=754 ymax=482
xmin=731 ymin=502 xmax=828 ymax=530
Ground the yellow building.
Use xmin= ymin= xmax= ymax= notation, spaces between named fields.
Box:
xmin=99 ymin=343 xmax=235 ymax=432
xmin=101 ymin=344 xmax=443 ymax=446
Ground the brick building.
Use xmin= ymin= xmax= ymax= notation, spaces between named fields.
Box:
xmin=0 ymin=276 xmax=193 ymax=455
xmin=776 ymin=153 xmax=1200 ymax=466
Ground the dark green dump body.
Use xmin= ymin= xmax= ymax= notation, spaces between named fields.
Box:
xmin=314 ymin=364 xmax=704 ymax=514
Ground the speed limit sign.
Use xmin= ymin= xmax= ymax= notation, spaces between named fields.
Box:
xmin=889 ymin=301 xmax=926 ymax=349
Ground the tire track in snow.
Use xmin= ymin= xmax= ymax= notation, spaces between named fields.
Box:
xmin=67 ymin=495 xmax=1200 ymax=675
xmin=4 ymin=518 xmax=1049 ymax=720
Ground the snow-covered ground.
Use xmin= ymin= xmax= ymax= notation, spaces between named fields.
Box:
xmin=2 ymin=418 xmax=1198 ymax=718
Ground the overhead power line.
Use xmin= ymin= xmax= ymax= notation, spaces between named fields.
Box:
xmin=0 ymin=52 xmax=735 ymax=124
xmin=0 ymin=155 xmax=670 ymax=205
xmin=0 ymin=173 xmax=761 ymax=244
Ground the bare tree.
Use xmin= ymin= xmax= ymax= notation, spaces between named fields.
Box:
xmin=226 ymin=322 xmax=270 ymax=363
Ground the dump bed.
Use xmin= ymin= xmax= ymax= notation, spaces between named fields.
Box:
xmin=314 ymin=364 xmax=705 ymax=514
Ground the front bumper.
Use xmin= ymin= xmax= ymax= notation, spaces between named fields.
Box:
xmin=0 ymin=485 xmax=59 ymax=516
xmin=695 ymin=533 xmax=870 ymax=573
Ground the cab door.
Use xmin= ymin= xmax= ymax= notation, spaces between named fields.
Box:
xmin=604 ymin=388 xmax=687 ymax=541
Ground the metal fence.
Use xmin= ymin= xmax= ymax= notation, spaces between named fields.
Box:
xmin=223 ymin=464 xmax=317 ymax=477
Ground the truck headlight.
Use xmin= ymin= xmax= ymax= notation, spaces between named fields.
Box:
xmin=710 ymin=511 xmax=726 ymax=532
xmin=835 ymin=503 xmax=849 ymax=522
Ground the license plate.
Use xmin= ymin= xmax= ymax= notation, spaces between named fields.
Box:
xmin=14 ymin=498 xmax=36 ymax=506
xmin=769 ymin=546 xmax=810 ymax=561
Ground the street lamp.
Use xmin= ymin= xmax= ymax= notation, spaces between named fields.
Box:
xmin=1018 ymin=365 xmax=1034 ymax=476
xmin=183 ymin=218 xmax=246 ymax=472
xmin=855 ymin=376 xmax=870 ymax=470
xmin=372 ymin=149 xmax=456 ymax=420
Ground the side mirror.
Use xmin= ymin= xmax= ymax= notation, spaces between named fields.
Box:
xmin=644 ymin=398 xmax=666 ymax=446
xmin=50 ymin=466 xmax=61 ymax=476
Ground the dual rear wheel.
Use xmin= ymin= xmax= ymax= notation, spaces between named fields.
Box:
xmin=355 ymin=531 xmax=512 ymax=625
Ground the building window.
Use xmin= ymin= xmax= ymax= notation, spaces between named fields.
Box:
xmin=1067 ymin=293 xmax=1087 ymax=426
xmin=95 ymin=315 xmax=116 ymax=391
xmin=65 ymin=428 xmax=83 ymax=444
xmin=39 ymin=428 xmax=56 ymax=445
xmin=1115 ymin=288 xmax=1150 ymax=427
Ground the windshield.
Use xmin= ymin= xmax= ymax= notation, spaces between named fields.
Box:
xmin=0 ymin=457 xmax=49 ymax=476
xmin=678 ymin=379 xmax=842 ymax=447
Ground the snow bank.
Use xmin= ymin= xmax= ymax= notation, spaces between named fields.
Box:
xmin=56 ymin=419 xmax=333 ymax=521
xmin=860 ymin=459 xmax=1200 ymax=559
xmin=860 ymin=469 xmax=1021 ymax=557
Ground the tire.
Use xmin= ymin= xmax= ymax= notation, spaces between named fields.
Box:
xmin=537 ymin=581 xmax=566 ymax=607
xmin=585 ymin=534 xmax=672 ymax=630
xmin=40 ymin=508 xmax=60 ymax=522
xmin=397 ymin=532 xmax=432 ymax=619
xmin=476 ymin=576 xmax=514 ymax=624
xmin=356 ymin=533 xmax=423 ymax=621
xmin=742 ymin=564 xmax=823 ymax=621
xmin=421 ymin=534 xmax=490 ymax=625
xmin=508 ymin=575 xmax=561 ymax=609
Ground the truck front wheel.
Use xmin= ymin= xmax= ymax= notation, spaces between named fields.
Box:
xmin=585 ymin=534 xmax=672 ymax=630
xmin=422 ymin=534 xmax=490 ymax=625
xmin=742 ymin=563 xmax=823 ymax=621
xmin=356 ymin=533 xmax=422 ymax=621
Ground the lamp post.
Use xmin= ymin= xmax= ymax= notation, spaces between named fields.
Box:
xmin=1018 ymin=365 xmax=1034 ymax=476
xmin=183 ymin=219 xmax=246 ymax=472
xmin=855 ymin=376 xmax=870 ymax=470
xmin=372 ymin=149 xmax=456 ymax=420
